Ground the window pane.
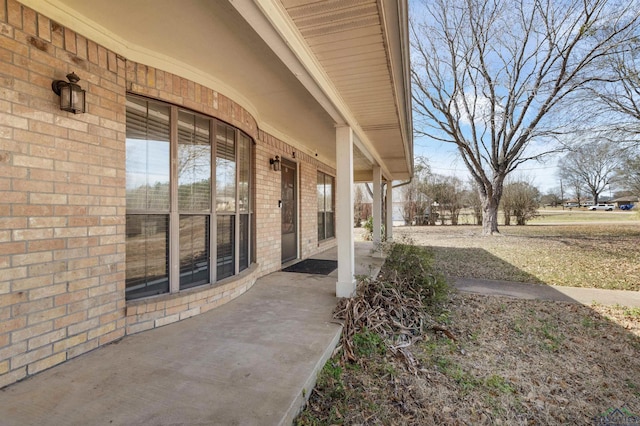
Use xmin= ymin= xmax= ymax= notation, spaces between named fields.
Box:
xmin=178 ymin=111 xmax=211 ymax=212
xmin=126 ymin=98 xmax=170 ymax=211
xmin=317 ymin=212 xmax=325 ymax=241
xmin=179 ymin=215 xmax=210 ymax=289
xmin=217 ymin=215 xmax=235 ymax=279
xmin=126 ymin=214 xmax=169 ymax=299
xmin=325 ymin=176 xmax=334 ymax=212
xmin=216 ymin=123 xmax=236 ymax=212
xmin=326 ymin=212 xmax=335 ymax=239
xmin=318 ymin=172 xmax=334 ymax=241
xmin=238 ymin=133 xmax=251 ymax=213
xmin=239 ymin=214 xmax=249 ymax=271
xmin=317 ymin=172 xmax=325 ymax=212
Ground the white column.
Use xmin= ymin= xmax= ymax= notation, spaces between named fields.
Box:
xmin=335 ymin=126 xmax=356 ymax=298
xmin=386 ymin=180 xmax=393 ymax=241
xmin=372 ymin=166 xmax=382 ymax=245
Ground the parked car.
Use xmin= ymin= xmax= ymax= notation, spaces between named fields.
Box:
xmin=589 ymin=203 xmax=615 ymax=211
xmin=619 ymin=204 xmax=635 ymax=210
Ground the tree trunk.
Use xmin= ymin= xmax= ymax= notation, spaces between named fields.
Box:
xmin=503 ymin=209 xmax=511 ymax=226
xmin=481 ymin=195 xmax=501 ymax=235
xmin=476 ymin=175 xmax=504 ymax=235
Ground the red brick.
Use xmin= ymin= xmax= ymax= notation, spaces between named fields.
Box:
xmin=76 ymin=35 xmax=87 ymax=59
xmin=7 ymin=0 xmax=22 ymax=29
xmin=37 ymin=15 xmax=51 ymax=42
xmin=12 ymin=205 xmax=54 ymax=216
xmin=0 ymin=0 xmax=6 ymax=23
xmin=13 ymin=179 xmax=53 ymax=193
xmin=64 ymin=27 xmax=76 ymax=53
xmin=22 ymin=7 xmax=36 ymax=36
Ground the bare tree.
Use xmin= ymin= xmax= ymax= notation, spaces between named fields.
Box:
xmin=425 ymin=174 xmax=465 ymax=225
xmin=615 ymin=150 xmax=640 ymax=195
xmin=401 ymin=160 xmax=431 ymax=225
xmin=540 ymin=190 xmax=563 ymax=207
xmin=501 ymin=180 xmax=541 ymax=225
xmin=464 ymin=180 xmax=483 ymax=224
xmin=411 ymin=0 xmax=640 ymax=234
xmin=558 ymin=140 xmax=621 ymax=204
xmin=585 ymin=45 xmax=640 ymax=141
xmin=401 ymin=180 xmax=429 ymax=225
xmin=354 ymin=184 xmax=371 ymax=227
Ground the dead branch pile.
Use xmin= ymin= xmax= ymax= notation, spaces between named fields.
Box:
xmin=334 ymin=244 xmax=450 ymax=373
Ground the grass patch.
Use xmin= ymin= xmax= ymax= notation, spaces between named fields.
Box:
xmin=485 ymin=374 xmax=515 ymax=395
xmin=395 ymin=224 xmax=640 ymax=290
xmin=352 ymin=328 xmax=385 ymax=358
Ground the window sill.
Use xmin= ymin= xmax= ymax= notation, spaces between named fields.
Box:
xmin=125 ymin=263 xmax=260 ymax=335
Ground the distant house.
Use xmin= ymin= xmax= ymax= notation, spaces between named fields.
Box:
xmin=0 ymin=0 xmax=413 ymax=388
xmin=612 ymin=196 xmax=639 ymax=208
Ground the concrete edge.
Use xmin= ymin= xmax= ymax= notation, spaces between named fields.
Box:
xmin=279 ymin=324 xmax=343 ymax=426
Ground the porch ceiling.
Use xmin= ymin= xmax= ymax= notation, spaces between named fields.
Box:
xmin=24 ymin=0 xmax=412 ymax=180
xmin=279 ymin=0 xmax=413 ymax=180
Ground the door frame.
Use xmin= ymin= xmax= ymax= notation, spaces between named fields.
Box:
xmin=280 ymin=157 xmax=299 ymax=263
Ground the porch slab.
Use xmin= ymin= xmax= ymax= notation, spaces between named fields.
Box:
xmin=0 ymin=242 xmax=383 ymax=426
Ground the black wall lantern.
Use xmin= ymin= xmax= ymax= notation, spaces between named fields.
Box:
xmin=51 ymin=72 xmax=86 ymax=114
xmin=270 ymin=155 xmax=281 ymax=171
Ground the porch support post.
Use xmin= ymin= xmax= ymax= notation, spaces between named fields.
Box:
xmin=372 ymin=166 xmax=382 ymax=245
xmin=336 ymin=126 xmax=356 ymax=298
xmin=386 ymin=180 xmax=394 ymax=241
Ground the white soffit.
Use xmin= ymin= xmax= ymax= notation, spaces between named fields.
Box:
xmin=277 ymin=0 xmax=412 ymax=180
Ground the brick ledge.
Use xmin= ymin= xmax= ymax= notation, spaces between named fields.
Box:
xmin=124 ymin=264 xmax=260 ymax=335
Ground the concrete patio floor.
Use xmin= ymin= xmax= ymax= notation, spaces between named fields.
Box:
xmin=0 ymin=242 xmax=384 ymax=426
xmin=3 ymin=236 xmax=639 ymax=425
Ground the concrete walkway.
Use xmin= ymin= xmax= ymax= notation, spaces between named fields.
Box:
xmin=455 ymin=277 xmax=640 ymax=307
xmin=0 ymin=242 xmax=384 ymax=426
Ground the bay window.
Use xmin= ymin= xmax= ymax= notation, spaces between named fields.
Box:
xmin=125 ymin=95 xmax=253 ymax=300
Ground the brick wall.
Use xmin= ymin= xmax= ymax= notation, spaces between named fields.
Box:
xmin=0 ymin=0 xmax=126 ymax=388
xmin=0 ymin=0 xmax=337 ymax=390
xmin=254 ymin=136 xmax=282 ymax=273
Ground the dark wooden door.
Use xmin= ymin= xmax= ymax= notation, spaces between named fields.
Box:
xmin=281 ymin=160 xmax=297 ymax=263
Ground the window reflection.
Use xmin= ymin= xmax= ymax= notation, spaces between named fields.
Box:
xmin=216 ymin=123 xmax=236 ymax=212
xmin=217 ymin=215 xmax=235 ymax=279
xmin=179 ymin=215 xmax=210 ymax=289
xmin=178 ymin=111 xmax=211 ymax=212
xmin=317 ymin=172 xmax=335 ymax=241
xmin=125 ymin=214 xmax=169 ymax=299
xmin=126 ymin=99 xmax=170 ymax=211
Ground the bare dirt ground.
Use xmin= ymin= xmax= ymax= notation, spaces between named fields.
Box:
xmin=297 ymin=225 xmax=640 ymax=425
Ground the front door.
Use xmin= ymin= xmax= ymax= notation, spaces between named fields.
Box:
xmin=281 ymin=159 xmax=297 ymax=263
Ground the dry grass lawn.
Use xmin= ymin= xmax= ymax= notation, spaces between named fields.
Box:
xmin=394 ymin=223 xmax=640 ymax=291
xmin=298 ymin=223 xmax=640 ymax=425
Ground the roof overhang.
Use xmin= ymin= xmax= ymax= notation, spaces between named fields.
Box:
xmin=21 ymin=0 xmax=413 ymax=181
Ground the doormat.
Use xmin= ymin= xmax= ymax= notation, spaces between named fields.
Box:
xmin=282 ymin=259 xmax=338 ymax=275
